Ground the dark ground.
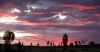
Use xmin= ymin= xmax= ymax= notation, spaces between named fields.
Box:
xmin=24 ymin=47 xmax=100 ymax=52
xmin=0 ymin=46 xmax=100 ymax=52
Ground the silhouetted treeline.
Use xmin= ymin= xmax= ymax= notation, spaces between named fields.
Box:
xmin=0 ymin=31 xmax=100 ymax=52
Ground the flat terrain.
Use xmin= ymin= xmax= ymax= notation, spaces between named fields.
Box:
xmin=24 ymin=47 xmax=100 ymax=52
xmin=0 ymin=46 xmax=100 ymax=52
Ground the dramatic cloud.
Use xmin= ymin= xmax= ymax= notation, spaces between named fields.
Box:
xmin=0 ymin=0 xmax=100 ymax=46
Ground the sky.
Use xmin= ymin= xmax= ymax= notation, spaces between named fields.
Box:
xmin=0 ymin=0 xmax=100 ymax=46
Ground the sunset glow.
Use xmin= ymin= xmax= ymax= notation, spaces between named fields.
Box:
xmin=0 ymin=16 xmax=19 ymax=24
xmin=0 ymin=0 xmax=100 ymax=46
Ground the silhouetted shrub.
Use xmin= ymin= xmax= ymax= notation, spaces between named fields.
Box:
xmin=74 ymin=41 xmax=78 ymax=46
xmin=89 ymin=41 xmax=95 ymax=46
xmin=69 ymin=43 xmax=74 ymax=48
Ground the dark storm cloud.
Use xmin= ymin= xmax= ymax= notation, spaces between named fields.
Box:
xmin=49 ymin=23 xmax=100 ymax=31
xmin=0 ymin=0 xmax=98 ymax=32
xmin=0 ymin=0 xmax=38 ymax=4
xmin=0 ymin=0 xmax=9 ymax=4
xmin=12 ymin=0 xmax=38 ymax=6
xmin=47 ymin=0 xmax=100 ymax=5
xmin=0 ymin=0 xmax=39 ymax=7
xmin=91 ymin=8 xmax=100 ymax=14
xmin=17 ymin=6 xmax=100 ymax=23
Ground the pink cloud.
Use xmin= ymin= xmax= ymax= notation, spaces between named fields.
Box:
xmin=22 ymin=20 xmax=94 ymax=27
xmin=60 ymin=4 xmax=99 ymax=11
xmin=95 ymin=14 xmax=100 ymax=17
xmin=32 ymin=12 xmax=48 ymax=15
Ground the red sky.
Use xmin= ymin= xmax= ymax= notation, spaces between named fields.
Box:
xmin=0 ymin=0 xmax=100 ymax=46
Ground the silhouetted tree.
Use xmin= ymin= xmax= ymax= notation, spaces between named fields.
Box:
xmin=3 ymin=31 xmax=15 ymax=51
xmin=58 ymin=42 xmax=63 ymax=46
xmin=62 ymin=33 xmax=68 ymax=50
xmin=89 ymin=41 xmax=95 ymax=46
xmin=47 ymin=41 xmax=50 ymax=46
xmin=37 ymin=43 xmax=39 ymax=47
xmin=78 ymin=41 xmax=82 ymax=45
xmin=52 ymin=43 xmax=55 ymax=46
xmin=58 ymin=42 xmax=60 ymax=47
xmin=69 ymin=43 xmax=74 ymax=48
xmin=17 ymin=41 xmax=22 ymax=51
xmin=22 ymin=42 xmax=24 ymax=46
xmin=75 ymin=41 xmax=78 ymax=46
xmin=61 ymin=42 xmax=63 ymax=46
xmin=3 ymin=31 xmax=15 ymax=44
xmin=50 ymin=42 xmax=53 ymax=46
xmin=81 ymin=40 xmax=86 ymax=45
xmin=30 ymin=43 xmax=32 ymax=46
